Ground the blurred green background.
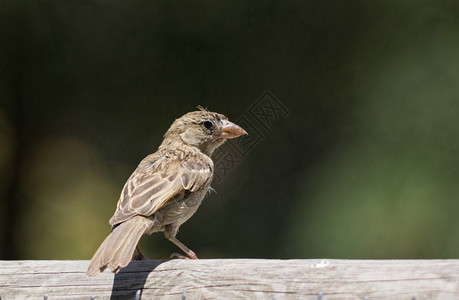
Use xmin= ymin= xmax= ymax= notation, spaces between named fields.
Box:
xmin=1 ymin=0 xmax=459 ymax=260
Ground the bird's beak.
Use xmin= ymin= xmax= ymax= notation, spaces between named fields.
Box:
xmin=220 ymin=120 xmax=248 ymax=139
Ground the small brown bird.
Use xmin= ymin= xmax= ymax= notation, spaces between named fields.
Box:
xmin=86 ymin=107 xmax=247 ymax=276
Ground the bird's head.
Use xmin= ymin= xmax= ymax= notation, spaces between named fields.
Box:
xmin=161 ymin=107 xmax=247 ymax=156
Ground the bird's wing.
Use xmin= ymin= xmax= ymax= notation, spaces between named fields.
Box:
xmin=109 ymin=152 xmax=213 ymax=226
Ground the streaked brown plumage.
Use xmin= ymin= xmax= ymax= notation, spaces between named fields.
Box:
xmin=86 ymin=107 xmax=247 ymax=276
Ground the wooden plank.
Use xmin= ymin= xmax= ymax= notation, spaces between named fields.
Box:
xmin=0 ymin=259 xmax=458 ymax=299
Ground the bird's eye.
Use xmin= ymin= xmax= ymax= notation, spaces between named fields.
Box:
xmin=202 ymin=120 xmax=213 ymax=130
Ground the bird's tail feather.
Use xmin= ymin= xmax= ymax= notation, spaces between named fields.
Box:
xmin=86 ymin=216 xmax=151 ymax=277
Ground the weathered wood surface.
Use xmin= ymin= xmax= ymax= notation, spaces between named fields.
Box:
xmin=0 ymin=259 xmax=458 ymax=299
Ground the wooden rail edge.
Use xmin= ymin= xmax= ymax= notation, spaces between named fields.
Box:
xmin=0 ymin=259 xmax=458 ymax=299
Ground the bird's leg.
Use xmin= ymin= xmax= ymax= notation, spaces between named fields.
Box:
xmin=168 ymin=237 xmax=198 ymax=259
xmin=165 ymin=226 xmax=198 ymax=259
xmin=133 ymin=245 xmax=148 ymax=260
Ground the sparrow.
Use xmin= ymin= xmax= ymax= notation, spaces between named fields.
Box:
xmin=86 ymin=107 xmax=247 ymax=276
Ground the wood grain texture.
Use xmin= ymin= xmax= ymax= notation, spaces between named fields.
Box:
xmin=0 ymin=259 xmax=458 ymax=299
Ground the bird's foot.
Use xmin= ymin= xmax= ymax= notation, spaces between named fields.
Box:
xmin=134 ymin=245 xmax=148 ymax=260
